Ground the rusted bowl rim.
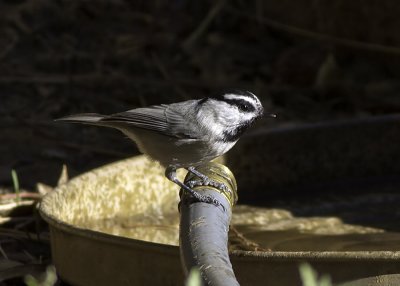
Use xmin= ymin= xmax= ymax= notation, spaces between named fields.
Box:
xmin=39 ymin=151 xmax=400 ymax=262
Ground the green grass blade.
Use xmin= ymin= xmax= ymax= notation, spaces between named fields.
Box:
xmin=299 ymin=263 xmax=332 ymax=286
xmin=186 ymin=267 xmax=202 ymax=286
xmin=11 ymin=169 xmax=20 ymax=204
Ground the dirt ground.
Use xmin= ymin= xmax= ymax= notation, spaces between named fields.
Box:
xmin=1 ymin=1 xmax=400 ymax=284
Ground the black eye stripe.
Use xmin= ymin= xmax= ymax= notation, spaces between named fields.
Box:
xmin=223 ymin=99 xmax=256 ymax=112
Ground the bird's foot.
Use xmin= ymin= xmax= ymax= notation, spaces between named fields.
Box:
xmin=182 ymin=181 xmax=225 ymax=211
xmin=165 ymin=165 xmax=226 ymax=211
xmin=186 ymin=166 xmax=231 ymax=196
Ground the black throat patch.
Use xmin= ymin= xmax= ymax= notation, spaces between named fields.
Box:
xmin=221 ymin=121 xmax=252 ymax=142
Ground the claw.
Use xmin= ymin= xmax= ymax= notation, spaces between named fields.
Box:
xmin=186 ymin=167 xmax=233 ymax=198
xmin=165 ymin=166 xmax=225 ymax=210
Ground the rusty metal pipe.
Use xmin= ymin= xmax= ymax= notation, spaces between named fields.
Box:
xmin=179 ymin=162 xmax=239 ymax=286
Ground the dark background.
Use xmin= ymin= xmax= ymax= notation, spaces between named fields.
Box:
xmin=1 ymin=1 xmax=400 ymax=284
xmin=1 ymin=0 xmax=400 ymax=190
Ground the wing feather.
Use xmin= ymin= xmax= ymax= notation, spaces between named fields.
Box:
xmin=101 ymin=103 xmax=199 ymax=139
xmin=102 ymin=105 xmax=168 ymax=132
xmin=57 ymin=101 xmax=203 ymax=139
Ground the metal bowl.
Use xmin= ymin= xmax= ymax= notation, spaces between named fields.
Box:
xmin=40 ymin=115 xmax=400 ymax=286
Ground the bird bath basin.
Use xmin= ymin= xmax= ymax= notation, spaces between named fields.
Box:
xmin=40 ymin=115 xmax=400 ymax=286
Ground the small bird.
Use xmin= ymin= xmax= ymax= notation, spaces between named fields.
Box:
xmin=57 ymin=90 xmax=275 ymax=208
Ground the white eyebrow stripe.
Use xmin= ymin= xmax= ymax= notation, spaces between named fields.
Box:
xmin=223 ymin=93 xmax=258 ymax=104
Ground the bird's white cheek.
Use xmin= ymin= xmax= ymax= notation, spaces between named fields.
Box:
xmin=241 ymin=113 xmax=256 ymax=122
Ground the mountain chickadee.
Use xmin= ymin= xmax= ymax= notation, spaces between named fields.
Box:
xmin=57 ymin=90 xmax=275 ymax=208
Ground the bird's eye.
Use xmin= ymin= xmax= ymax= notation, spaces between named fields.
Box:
xmin=222 ymin=98 xmax=255 ymax=112
xmin=239 ymin=103 xmax=251 ymax=112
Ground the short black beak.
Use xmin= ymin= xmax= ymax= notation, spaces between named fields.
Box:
xmin=264 ymin=112 xmax=277 ymax=118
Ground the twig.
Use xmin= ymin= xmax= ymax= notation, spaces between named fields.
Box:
xmin=0 ymin=29 xmax=18 ymax=60
xmin=229 ymin=225 xmax=268 ymax=252
xmin=0 ymin=192 xmax=41 ymax=201
xmin=0 ymin=74 xmax=246 ymax=89
xmin=226 ymin=7 xmax=400 ymax=56
xmin=183 ymin=0 xmax=227 ymax=50
xmin=0 ymin=201 xmax=35 ymax=216
xmin=137 ymin=94 xmax=148 ymax=107
xmin=0 ymin=217 xmax=35 ymax=225
xmin=15 ymin=217 xmax=36 ymax=230
xmin=0 ymin=244 xmax=9 ymax=259
xmin=0 ymin=264 xmax=47 ymax=282
xmin=0 ymin=227 xmax=49 ymax=241
xmin=152 ymin=53 xmax=189 ymax=100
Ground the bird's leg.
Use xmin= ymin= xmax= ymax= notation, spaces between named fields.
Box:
xmin=186 ymin=166 xmax=230 ymax=194
xmin=165 ymin=166 xmax=223 ymax=209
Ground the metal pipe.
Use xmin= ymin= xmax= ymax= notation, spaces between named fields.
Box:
xmin=179 ymin=162 xmax=239 ymax=286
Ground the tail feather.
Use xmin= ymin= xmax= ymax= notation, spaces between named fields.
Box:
xmin=55 ymin=113 xmax=105 ymax=125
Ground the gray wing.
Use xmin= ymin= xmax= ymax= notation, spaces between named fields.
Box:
xmin=58 ymin=102 xmax=202 ymax=139
xmin=108 ymin=103 xmax=201 ymax=139
xmin=102 ymin=105 xmax=170 ymax=133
